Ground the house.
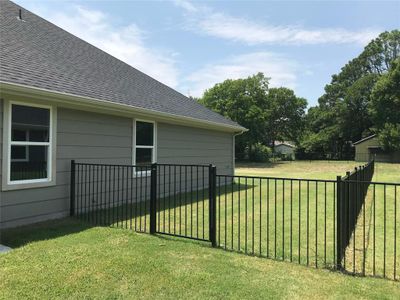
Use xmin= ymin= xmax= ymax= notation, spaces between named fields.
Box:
xmin=0 ymin=1 xmax=246 ymax=229
xmin=353 ymin=134 xmax=400 ymax=163
xmin=274 ymin=142 xmax=296 ymax=160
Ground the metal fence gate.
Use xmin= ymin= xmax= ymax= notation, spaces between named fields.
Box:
xmin=70 ymin=160 xmax=399 ymax=280
xmin=70 ymin=161 xmax=217 ymax=245
xmin=152 ymin=164 xmax=216 ymax=245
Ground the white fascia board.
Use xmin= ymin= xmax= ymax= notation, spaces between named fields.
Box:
xmin=0 ymin=81 xmax=248 ymax=134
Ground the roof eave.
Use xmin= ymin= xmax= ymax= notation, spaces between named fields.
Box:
xmin=0 ymin=81 xmax=247 ymax=133
xmin=353 ymin=134 xmax=377 ymax=146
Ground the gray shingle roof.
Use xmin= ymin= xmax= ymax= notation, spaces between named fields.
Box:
xmin=0 ymin=0 xmax=244 ymax=131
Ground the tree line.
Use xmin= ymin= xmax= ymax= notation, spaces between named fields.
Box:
xmin=197 ymin=30 xmax=400 ymax=161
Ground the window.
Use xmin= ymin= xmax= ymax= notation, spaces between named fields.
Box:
xmin=4 ymin=102 xmax=55 ymax=187
xmin=133 ymin=120 xmax=156 ymax=171
xmin=10 ymin=129 xmax=29 ymax=162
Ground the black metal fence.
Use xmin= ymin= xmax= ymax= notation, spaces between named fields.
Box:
xmin=70 ymin=160 xmax=399 ymax=280
xmin=153 ymin=164 xmax=216 ymax=245
xmin=70 ymin=161 xmax=217 ymax=245
xmin=70 ymin=162 xmax=152 ymax=232
xmin=337 ymin=180 xmax=398 ymax=279
xmin=337 ymin=160 xmax=375 ymax=269
xmin=215 ymin=175 xmax=338 ymax=268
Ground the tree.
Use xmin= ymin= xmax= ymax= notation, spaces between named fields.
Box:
xmin=199 ymin=73 xmax=270 ymax=159
xmin=369 ymin=58 xmax=400 ymax=150
xmin=301 ymin=30 xmax=400 ymax=158
xmin=199 ymin=73 xmax=307 ymax=160
xmin=340 ymin=74 xmax=378 ymax=142
xmin=263 ymin=87 xmax=307 ymax=148
xmin=378 ymin=124 xmax=400 ymax=151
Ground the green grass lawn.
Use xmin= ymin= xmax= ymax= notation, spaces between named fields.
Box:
xmin=1 ymin=218 xmax=400 ymax=300
xmin=235 ymin=160 xmax=400 ymax=182
xmin=231 ymin=161 xmax=399 ymax=279
xmin=70 ymin=161 xmax=399 ymax=279
xmin=1 ymin=161 xmax=399 ymax=299
xmin=156 ymin=161 xmax=399 ymax=278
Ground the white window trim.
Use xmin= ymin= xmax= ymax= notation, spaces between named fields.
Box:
xmin=132 ymin=118 xmax=157 ymax=176
xmin=2 ymin=100 xmax=57 ymax=191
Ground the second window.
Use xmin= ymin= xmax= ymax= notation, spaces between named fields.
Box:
xmin=134 ymin=120 xmax=156 ymax=167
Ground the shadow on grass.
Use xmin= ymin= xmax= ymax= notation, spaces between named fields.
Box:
xmin=0 ymin=218 xmax=92 ymax=248
xmin=2 ymin=212 xmax=396 ymax=282
xmin=74 ymin=182 xmax=256 ymax=228
xmin=1 ymin=183 xmax=255 ymax=249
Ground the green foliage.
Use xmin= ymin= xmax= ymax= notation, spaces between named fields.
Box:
xmin=198 ymin=30 xmax=399 ymax=159
xmin=247 ymin=142 xmax=272 ymax=162
xmin=301 ymin=30 xmax=400 ymax=158
xmin=274 ymin=152 xmax=295 ymax=161
xmin=340 ymin=74 xmax=378 ymax=140
xmin=369 ymin=58 xmax=400 ymax=151
xmin=264 ymin=87 xmax=307 ymax=145
xmin=199 ymin=73 xmax=270 ymax=159
xmin=199 ymin=73 xmax=307 ymax=160
xmin=369 ymin=58 xmax=400 ymax=127
xmin=378 ymin=123 xmax=400 ymax=151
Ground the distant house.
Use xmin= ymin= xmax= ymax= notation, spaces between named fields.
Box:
xmin=0 ymin=1 xmax=246 ymax=228
xmin=274 ymin=142 xmax=296 ymax=160
xmin=353 ymin=134 xmax=400 ymax=163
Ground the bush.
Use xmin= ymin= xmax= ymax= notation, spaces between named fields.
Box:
xmin=247 ymin=143 xmax=272 ymax=162
xmin=281 ymin=153 xmax=295 ymax=161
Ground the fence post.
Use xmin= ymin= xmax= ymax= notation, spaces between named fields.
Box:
xmin=70 ymin=160 xmax=76 ymax=217
xmin=336 ymin=175 xmax=342 ymax=269
xmin=150 ymin=163 xmax=157 ymax=234
xmin=209 ymin=164 xmax=217 ymax=247
xmin=355 ymin=167 xmax=359 ymax=214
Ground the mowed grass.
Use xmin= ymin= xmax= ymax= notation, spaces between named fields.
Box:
xmin=156 ymin=161 xmax=399 ymax=278
xmin=235 ymin=160 xmax=400 ymax=180
xmin=2 ymin=161 xmax=397 ymax=299
xmin=234 ymin=161 xmax=400 ymax=279
xmin=1 ymin=218 xmax=400 ymax=300
xmin=345 ymin=163 xmax=400 ymax=280
xmin=73 ymin=160 xmax=399 ymax=279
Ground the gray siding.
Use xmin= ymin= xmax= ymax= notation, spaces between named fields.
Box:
xmin=0 ymin=104 xmax=234 ymax=228
xmin=0 ymin=98 xmax=2 ymax=185
xmin=0 ymin=99 xmax=3 ymax=229
xmin=1 ymin=107 xmax=132 ymax=228
xmin=0 ymin=99 xmax=2 ymax=205
xmin=158 ymin=123 xmax=233 ymax=175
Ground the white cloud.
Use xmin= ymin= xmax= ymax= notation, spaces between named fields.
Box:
xmin=174 ymin=2 xmax=380 ymax=45
xmin=172 ymin=0 xmax=198 ymax=13
xmin=183 ymin=52 xmax=299 ymax=97
xmin=31 ymin=5 xmax=180 ymax=88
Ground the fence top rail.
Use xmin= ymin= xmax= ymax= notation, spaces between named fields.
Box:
xmin=74 ymin=162 xmax=151 ymax=168
xmin=343 ymin=179 xmax=400 ymax=186
xmin=73 ymin=162 xmax=212 ymax=168
xmin=156 ymin=163 xmax=211 ymax=167
xmin=217 ymin=174 xmax=337 ymax=183
xmin=341 ymin=160 xmax=374 ymax=180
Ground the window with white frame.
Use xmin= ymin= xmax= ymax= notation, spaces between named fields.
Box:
xmin=133 ymin=120 xmax=156 ymax=168
xmin=8 ymin=103 xmax=52 ymax=183
xmin=10 ymin=130 xmax=29 ymax=162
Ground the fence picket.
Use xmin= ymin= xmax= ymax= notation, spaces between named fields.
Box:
xmin=70 ymin=159 xmax=399 ymax=280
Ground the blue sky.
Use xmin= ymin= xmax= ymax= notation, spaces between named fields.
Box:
xmin=14 ymin=0 xmax=400 ymax=106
